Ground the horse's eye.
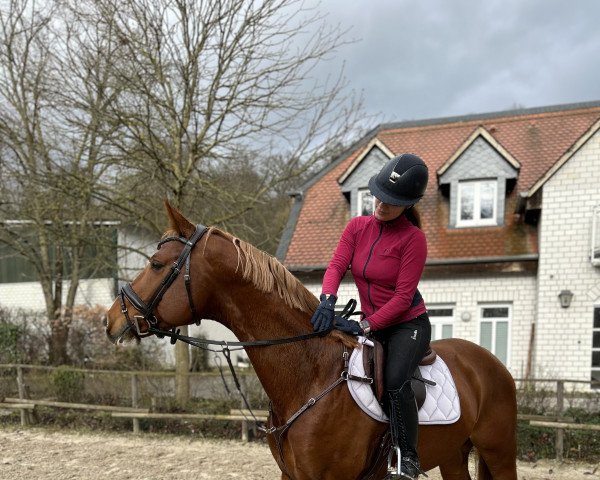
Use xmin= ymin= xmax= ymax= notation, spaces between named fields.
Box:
xmin=150 ymin=261 xmax=163 ymax=271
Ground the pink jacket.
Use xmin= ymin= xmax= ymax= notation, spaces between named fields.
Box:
xmin=322 ymin=214 xmax=427 ymax=330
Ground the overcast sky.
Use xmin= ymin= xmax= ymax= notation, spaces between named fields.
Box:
xmin=314 ymin=0 xmax=600 ymax=123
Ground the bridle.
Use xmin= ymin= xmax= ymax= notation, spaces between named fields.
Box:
xmin=119 ymin=224 xmax=208 ymax=338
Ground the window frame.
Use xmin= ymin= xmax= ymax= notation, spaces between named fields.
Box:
xmin=593 ymin=306 xmax=600 ymax=388
xmin=478 ymin=303 xmax=511 ymax=367
xmin=456 ymin=179 xmax=498 ymax=227
xmin=427 ymin=305 xmax=454 ymax=341
xmin=592 ymin=206 xmax=600 ymax=266
xmin=357 ymin=188 xmax=375 ymax=217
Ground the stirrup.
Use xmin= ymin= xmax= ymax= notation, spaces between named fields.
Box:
xmin=386 ymin=447 xmax=427 ymax=479
xmin=387 ymin=446 xmax=402 ymax=477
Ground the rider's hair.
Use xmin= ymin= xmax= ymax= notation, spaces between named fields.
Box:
xmin=404 ymin=206 xmax=422 ymax=229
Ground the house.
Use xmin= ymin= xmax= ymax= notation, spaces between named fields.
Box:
xmin=276 ymin=101 xmax=600 ymax=385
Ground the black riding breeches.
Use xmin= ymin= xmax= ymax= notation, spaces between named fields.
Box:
xmin=373 ymin=313 xmax=431 ymax=392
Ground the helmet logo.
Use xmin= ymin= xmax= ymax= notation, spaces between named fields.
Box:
xmin=389 ymin=171 xmax=400 ymax=183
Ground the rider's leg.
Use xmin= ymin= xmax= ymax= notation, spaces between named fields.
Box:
xmin=388 ymin=382 xmax=422 ymax=479
xmin=376 ymin=314 xmax=430 ymax=479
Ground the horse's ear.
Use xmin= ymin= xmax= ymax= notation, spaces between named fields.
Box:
xmin=164 ymin=200 xmax=195 ymax=237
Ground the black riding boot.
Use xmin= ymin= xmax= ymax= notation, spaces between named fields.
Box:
xmin=387 ymin=382 xmax=426 ymax=480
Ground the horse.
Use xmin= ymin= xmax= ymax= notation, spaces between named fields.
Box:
xmin=105 ymin=202 xmax=518 ymax=480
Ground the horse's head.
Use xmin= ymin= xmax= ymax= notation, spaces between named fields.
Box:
xmin=105 ymin=200 xmax=320 ymax=345
xmin=105 ymin=201 xmax=217 ymax=344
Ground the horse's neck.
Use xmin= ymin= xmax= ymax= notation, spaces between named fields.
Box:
xmin=221 ymin=290 xmax=333 ymax=414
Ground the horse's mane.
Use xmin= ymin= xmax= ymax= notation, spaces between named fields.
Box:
xmin=163 ymin=225 xmax=355 ymax=347
xmin=186 ymin=227 xmax=319 ymax=314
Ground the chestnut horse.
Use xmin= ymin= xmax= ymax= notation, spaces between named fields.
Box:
xmin=105 ymin=203 xmax=517 ymax=480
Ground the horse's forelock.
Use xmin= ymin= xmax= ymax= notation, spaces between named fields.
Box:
xmin=161 ymin=228 xmax=180 ymax=240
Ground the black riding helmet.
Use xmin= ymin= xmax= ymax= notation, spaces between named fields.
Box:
xmin=368 ymin=153 xmax=428 ymax=206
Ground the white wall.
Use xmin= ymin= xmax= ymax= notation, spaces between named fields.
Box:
xmin=0 ymin=278 xmax=115 ymax=310
xmin=535 ymin=129 xmax=600 ymax=381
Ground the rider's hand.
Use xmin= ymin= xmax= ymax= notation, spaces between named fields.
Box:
xmin=310 ymin=294 xmax=337 ymax=332
xmin=334 ymin=316 xmax=364 ymax=336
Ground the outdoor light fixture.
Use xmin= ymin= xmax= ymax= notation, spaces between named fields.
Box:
xmin=558 ymin=290 xmax=574 ymax=308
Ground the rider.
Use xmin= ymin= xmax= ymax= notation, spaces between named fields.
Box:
xmin=310 ymin=153 xmax=431 ymax=480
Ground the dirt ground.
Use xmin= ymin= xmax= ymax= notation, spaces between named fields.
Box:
xmin=0 ymin=427 xmax=599 ymax=480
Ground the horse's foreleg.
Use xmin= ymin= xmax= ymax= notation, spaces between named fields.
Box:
xmin=437 ymin=440 xmax=472 ymax=480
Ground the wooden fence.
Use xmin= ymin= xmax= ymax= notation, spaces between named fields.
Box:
xmin=1 ymin=365 xmax=598 ymax=453
xmin=514 ymin=378 xmax=600 ymax=460
xmin=0 ymin=364 xmax=266 ymax=441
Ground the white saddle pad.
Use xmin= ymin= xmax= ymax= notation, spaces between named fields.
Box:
xmin=347 ymin=337 xmax=461 ymax=425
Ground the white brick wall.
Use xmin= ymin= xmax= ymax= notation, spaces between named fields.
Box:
xmin=0 ymin=278 xmax=115 ymax=310
xmin=535 ymin=128 xmax=600 ymax=381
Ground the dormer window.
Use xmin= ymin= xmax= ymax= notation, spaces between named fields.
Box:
xmin=358 ymin=188 xmax=375 ymax=216
xmin=437 ymin=129 xmax=520 ymax=229
xmin=457 ymin=179 xmax=497 ymax=227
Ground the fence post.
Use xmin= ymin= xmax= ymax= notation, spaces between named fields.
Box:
xmin=240 ymin=375 xmax=249 ymax=442
xmin=16 ymin=366 xmax=31 ymax=426
xmin=555 ymin=380 xmax=564 ymax=461
xmin=131 ymin=374 xmax=140 ymax=434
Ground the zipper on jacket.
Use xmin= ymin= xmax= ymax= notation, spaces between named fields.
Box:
xmin=363 ymin=224 xmax=383 ymax=314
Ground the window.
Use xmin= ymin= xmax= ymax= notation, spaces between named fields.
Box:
xmin=428 ymin=307 xmax=454 ymax=340
xmin=592 ymin=206 xmax=600 ymax=266
xmin=457 ymin=179 xmax=497 ymax=227
xmin=479 ymin=305 xmax=510 ymax=366
xmin=0 ymin=241 xmax=37 ymax=283
xmin=593 ymin=307 xmax=600 ymax=387
xmin=0 ymin=225 xmax=118 ymax=283
xmin=357 ymin=189 xmax=375 ymax=216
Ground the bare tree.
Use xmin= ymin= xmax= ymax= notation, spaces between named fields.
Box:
xmin=0 ymin=0 xmax=373 ymax=376
xmin=86 ymin=0 xmax=365 ymax=211
xmin=78 ymin=0 xmax=370 ymax=402
xmin=0 ymin=0 xmax=124 ymax=364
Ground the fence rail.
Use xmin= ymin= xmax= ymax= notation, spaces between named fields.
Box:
xmin=1 ymin=364 xmax=599 ymax=451
xmin=0 ymin=363 xmax=266 ymax=441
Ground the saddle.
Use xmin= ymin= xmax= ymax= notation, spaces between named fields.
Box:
xmin=362 ymin=339 xmax=437 ymax=410
xmin=336 ymin=300 xmax=436 ymax=410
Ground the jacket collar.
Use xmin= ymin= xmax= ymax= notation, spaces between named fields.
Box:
xmin=372 ymin=212 xmax=410 ymax=229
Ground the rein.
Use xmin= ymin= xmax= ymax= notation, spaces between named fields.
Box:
xmin=145 ymin=324 xmax=337 ymax=426
xmin=147 ymin=324 xmax=332 ymax=348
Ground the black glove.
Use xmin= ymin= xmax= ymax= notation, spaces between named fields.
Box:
xmin=334 ymin=316 xmax=364 ymax=335
xmin=310 ymin=294 xmax=337 ymax=332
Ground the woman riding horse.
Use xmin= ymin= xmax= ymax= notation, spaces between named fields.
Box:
xmin=310 ymin=154 xmax=430 ymax=479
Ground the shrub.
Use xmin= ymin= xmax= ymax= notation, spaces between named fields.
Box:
xmin=51 ymin=366 xmax=85 ymax=402
xmin=0 ymin=322 xmax=21 ymax=363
